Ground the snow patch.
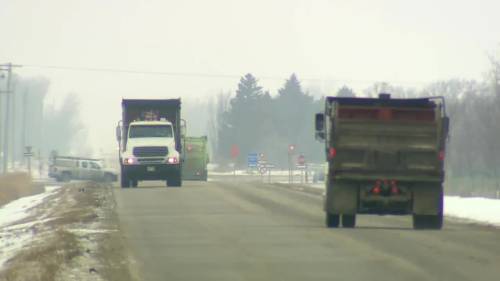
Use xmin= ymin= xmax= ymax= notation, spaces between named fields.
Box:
xmin=0 ymin=185 xmax=61 ymax=269
xmin=0 ymin=186 xmax=60 ymax=228
xmin=444 ymin=196 xmax=500 ymax=226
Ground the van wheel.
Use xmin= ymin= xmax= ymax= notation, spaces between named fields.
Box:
xmin=61 ymin=172 xmax=71 ymax=182
xmin=342 ymin=214 xmax=356 ymax=228
xmin=326 ymin=213 xmax=340 ymax=228
xmin=104 ymin=173 xmax=114 ymax=183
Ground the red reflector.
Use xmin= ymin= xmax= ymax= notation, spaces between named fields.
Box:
xmin=328 ymin=148 xmax=336 ymax=159
xmin=372 ymin=186 xmax=382 ymax=194
xmin=439 ymin=151 xmax=445 ymax=161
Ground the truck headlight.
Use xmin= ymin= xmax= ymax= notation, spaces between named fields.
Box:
xmin=124 ymin=157 xmax=137 ymax=165
xmin=166 ymin=157 xmax=178 ymax=164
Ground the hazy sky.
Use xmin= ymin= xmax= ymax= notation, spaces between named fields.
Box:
xmin=1 ymin=0 xmax=499 ymax=153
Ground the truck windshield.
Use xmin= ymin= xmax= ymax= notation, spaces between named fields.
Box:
xmin=129 ymin=125 xmax=173 ymax=138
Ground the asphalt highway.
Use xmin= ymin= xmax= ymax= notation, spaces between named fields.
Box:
xmin=113 ymin=178 xmax=500 ymax=281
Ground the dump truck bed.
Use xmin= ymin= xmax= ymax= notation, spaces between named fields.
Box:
xmin=326 ymin=96 xmax=446 ymax=182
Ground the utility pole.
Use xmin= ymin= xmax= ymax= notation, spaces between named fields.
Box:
xmin=0 ymin=63 xmax=22 ymax=174
xmin=21 ymin=90 xmax=27 ymax=165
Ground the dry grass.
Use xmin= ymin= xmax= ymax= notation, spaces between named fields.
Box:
xmin=0 ymin=173 xmax=42 ymax=207
xmin=0 ymin=230 xmax=81 ymax=281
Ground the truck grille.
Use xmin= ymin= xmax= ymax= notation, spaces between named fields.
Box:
xmin=133 ymin=146 xmax=168 ymax=157
xmin=138 ymin=158 xmax=164 ymax=164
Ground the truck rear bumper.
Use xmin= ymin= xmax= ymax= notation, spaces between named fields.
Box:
xmin=123 ymin=164 xmax=180 ymax=180
xmin=359 ymin=196 xmax=412 ymax=215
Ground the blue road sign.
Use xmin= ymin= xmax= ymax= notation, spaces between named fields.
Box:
xmin=247 ymin=153 xmax=258 ymax=167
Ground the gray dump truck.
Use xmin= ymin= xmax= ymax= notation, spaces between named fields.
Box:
xmin=116 ymin=99 xmax=185 ymax=188
xmin=315 ymin=94 xmax=449 ymax=229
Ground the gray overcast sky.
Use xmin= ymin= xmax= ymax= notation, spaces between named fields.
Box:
xmin=1 ymin=0 xmax=499 ymax=153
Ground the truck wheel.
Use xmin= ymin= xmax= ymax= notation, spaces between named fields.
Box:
xmin=132 ymin=180 xmax=138 ymax=188
xmin=413 ymin=214 xmax=442 ymax=230
xmin=342 ymin=214 xmax=356 ymax=228
xmin=325 ymin=213 xmax=340 ymax=228
xmin=121 ymin=172 xmax=130 ymax=188
xmin=167 ymin=172 xmax=182 ymax=187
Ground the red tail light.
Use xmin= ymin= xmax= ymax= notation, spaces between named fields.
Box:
xmin=438 ymin=151 xmax=445 ymax=161
xmin=390 ymin=187 xmax=399 ymax=194
xmin=328 ymin=148 xmax=336 ymax=160
xmin=371 ymin=180 xmax=382 ymax=195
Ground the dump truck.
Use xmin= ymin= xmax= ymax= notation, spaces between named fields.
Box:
xmin=116 ymin=99 xmax=185 ymax=188
xmin=315 ymin=93 xmax=449 ymax=229
xmin=182 ymin=136 xmax=209 ymax=181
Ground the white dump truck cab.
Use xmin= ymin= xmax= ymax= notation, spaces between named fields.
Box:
xmin=121 ymin=120 xmax=180 ymax=166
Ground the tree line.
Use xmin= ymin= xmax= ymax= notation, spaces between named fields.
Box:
xmin=208 ymin=73 xmax=323 ymax=169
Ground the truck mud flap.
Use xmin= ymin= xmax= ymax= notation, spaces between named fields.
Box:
xmin=324 ymin=180 xmax=358 ymax=214
xmin=412 ymin=183 xmax=443 ymax=215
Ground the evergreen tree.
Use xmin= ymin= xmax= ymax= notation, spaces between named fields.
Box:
xmin=222 ymin=73 xmax=272 ymax=166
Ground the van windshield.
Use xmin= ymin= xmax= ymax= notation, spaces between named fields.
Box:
xmin=129 ymin=125 xmax=173 ymax=138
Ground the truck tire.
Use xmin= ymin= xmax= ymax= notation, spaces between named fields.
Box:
xmin=131 ymin=180 xmax=138 ymax=188
xmin=413 ymin=214 xmax=443 ymax=230
xmin=167 ymin=171 xmax=182 ymax=187
xmin=342 ymin=214 xmax=356 ymax=228
xmin=325 ymin=213 xmax=340 ymax=228
xmin=121 ymin=172 xmax=130 ymax=188
xmin=413 ymin=184 xmax=443 ymax=230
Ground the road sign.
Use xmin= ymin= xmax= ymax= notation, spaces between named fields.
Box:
xmin=231 ymin=145 xmax=240 ymax=159
xmin=24 ymin=146 xmax=33 ymax=157
xmin=247 ymin=153 xmax=258 ymax=167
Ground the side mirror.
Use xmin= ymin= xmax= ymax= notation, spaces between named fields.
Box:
xmin=180 ymin=119 xmax=187 ymax=137
xmin=315 ymin=113 xmax=325 ymax=141
xmin=116 ymin=125 xmax=122 ymax=142
xmin=442 ymin=116 xmax=450 ymax=139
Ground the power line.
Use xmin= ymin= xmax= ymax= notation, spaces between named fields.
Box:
xmin=21 ymin=64 xmax=429 ymax=86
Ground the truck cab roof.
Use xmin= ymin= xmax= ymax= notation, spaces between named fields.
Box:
xmin=129 ymin=120 xmax=173 ymax=126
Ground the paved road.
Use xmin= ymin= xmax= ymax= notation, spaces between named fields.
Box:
xmin=113 ymin=179 xmax=500 ymax=281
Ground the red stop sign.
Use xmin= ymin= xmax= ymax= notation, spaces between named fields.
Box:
xmin=231 ymin=145 xmax=240 ymax=159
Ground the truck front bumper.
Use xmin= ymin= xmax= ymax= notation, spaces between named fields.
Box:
xmin=123 ymin=164 xmax=180 ymax=180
